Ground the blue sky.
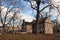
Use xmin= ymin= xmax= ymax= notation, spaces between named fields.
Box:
xmin=2 ymin=0 xmax=36 ymax=16
xmin=1 ymin=0 xmax=58 ymax=22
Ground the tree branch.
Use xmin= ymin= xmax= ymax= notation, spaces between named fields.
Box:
xmin=5 ymin=12 xmax=16 ymax=25
xmin=0 ymin=6 xmax=4 ymax=24
xmin=4 ymin=7 xmax=14 ymax=24
xmin=40 ymin=4 xmax=52 ymax=12
xmin=27 ymin=0 xmax=37 ymax=10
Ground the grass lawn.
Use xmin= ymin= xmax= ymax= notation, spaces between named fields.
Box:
xmin=0 ymin=33 xmax=60 ymax=40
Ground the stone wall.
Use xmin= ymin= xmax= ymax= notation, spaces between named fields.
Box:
xmin=44 ymin=18 xmax=53 ymax=34
xmin=26 ymin=25 xmax=32 ymax=33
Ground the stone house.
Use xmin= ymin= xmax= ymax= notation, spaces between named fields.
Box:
xmin=0 ymin=18 xmax=53 ymax=34
xmin=21 ymin=18 xmax=53 ymax=34
xmin=44 ymin=18 xmax=53 ymax=34
xmin=21 ymin=20 xmax=32 ymax=33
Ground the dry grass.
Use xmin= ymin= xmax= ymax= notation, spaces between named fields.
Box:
xmin=0 ymin=33 xmax=60 ymax=40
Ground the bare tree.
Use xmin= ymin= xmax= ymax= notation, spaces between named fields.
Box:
xmin=0 ymin=8 xmax=17 ymax=34
xmin=0 ymin=0 xmax=22 ymax=34
xmin=24 ymin=0 xmax=60 ymax=34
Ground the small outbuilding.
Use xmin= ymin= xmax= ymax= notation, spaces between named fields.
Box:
xmin=44 ymin=18 xmax=53 ymax=34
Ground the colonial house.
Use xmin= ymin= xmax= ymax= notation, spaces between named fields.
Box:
xmin=44 ymin=18 xmax=53 ymax=34
xmin=0 ymin=18 xmax=54 ymax=34
xmin=21 ymin=18 xmax=53 ymax=34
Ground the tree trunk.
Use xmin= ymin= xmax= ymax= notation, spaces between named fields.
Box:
xmin=34 ymin=0 xmax=40 ymax=34
xmin=2 ymin=24 xmax=6 ymax=34
xmin=21 ymin=20 xmax=26 ymax=32
xmin=12 ymin=19 xmax=15 ymax=34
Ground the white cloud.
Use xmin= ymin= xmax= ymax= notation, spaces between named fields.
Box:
xmin=52 ymin=0 xmax=60 ymax=2
xmin=1 ymin=6 xmax=7 ymax=18
xmin=40 ymin=3 xmax=49 ymax=13
xmin=27 ymin=1 xmax=37 ymax=8
xmin=20 ymin=14 xmax=36 ymax=22
xmin=57 ymin=15 xmax=60 ymax=23
xmin=7 ymin=12 xmax=13 ymax=18
xmin=49 ymin=8 xmax=59 ymax=16
xmin=52 ymin=0 xmax=60 ymax=7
